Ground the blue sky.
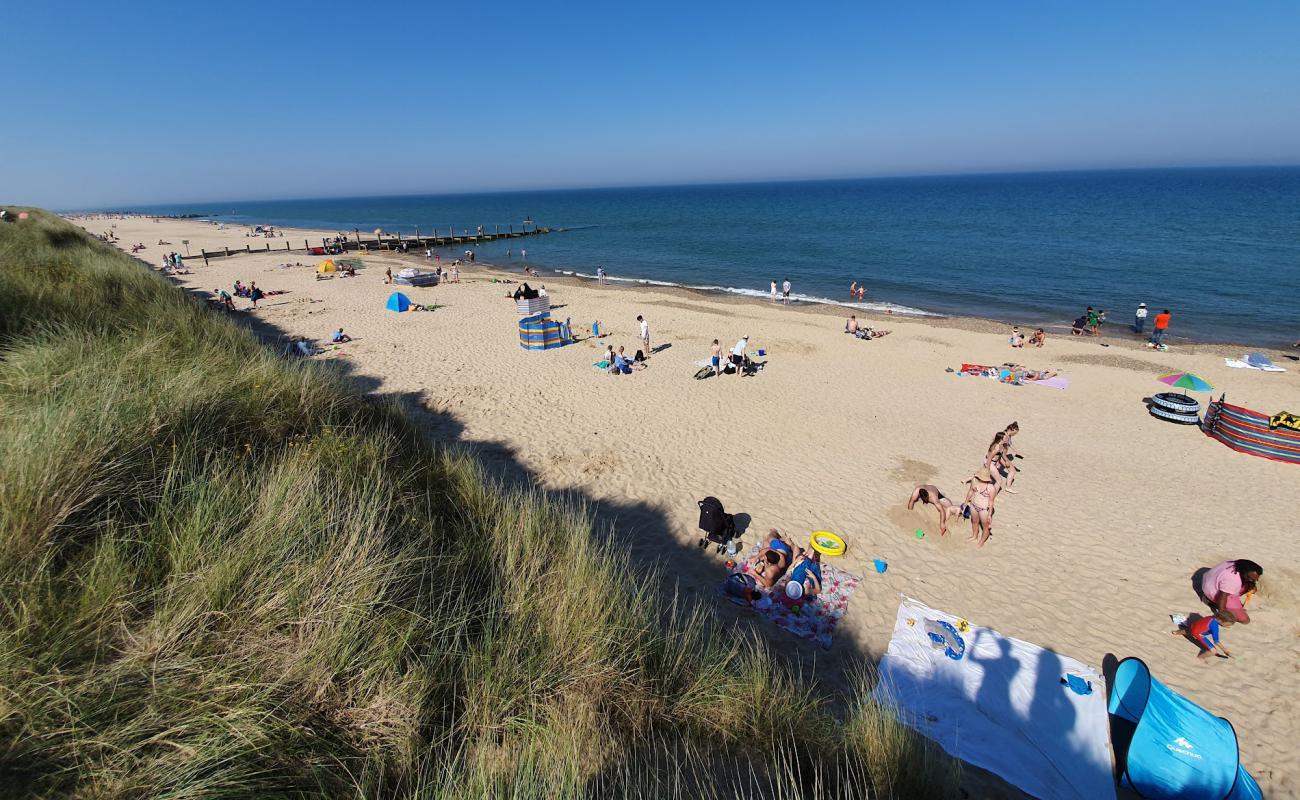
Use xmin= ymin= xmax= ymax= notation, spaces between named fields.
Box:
xmin=4 ymin=0 xmax=1299 ymax=208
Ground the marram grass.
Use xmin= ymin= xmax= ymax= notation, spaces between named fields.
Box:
xmin=0 ymin=209 xmax=959 ymax=798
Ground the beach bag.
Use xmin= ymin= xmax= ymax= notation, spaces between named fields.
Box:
xmin=698 ymin=496 xmax=736 ymax=544
xmin=723 ymin=572 xmax=759 ymax=601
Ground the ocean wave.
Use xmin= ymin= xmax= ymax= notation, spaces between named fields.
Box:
xmin=543 ymin=270 xmax=937 ymax=317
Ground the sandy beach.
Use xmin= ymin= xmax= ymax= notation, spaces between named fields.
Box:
xmin=82 ymin=216 xmax=1300 ymax=796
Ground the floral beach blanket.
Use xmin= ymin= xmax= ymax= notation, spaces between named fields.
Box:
xmin=722 ymin=545 xmax=861 ymax=649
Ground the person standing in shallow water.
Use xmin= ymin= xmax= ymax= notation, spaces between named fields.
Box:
xmin=1133 ymin=302 xmax=1148 ymax=334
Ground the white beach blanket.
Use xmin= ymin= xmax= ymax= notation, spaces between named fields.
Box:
xmin=1224 ymin=357 xmax=1285 ymax=372
xmin=873 ymin=597 xmax=1116 ymax=800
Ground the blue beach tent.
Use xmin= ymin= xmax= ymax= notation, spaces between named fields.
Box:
xmin=1108 ymin=658 xmax=1262 ymax=800
xmin=386 ymin=292 xmax=412 ymax=313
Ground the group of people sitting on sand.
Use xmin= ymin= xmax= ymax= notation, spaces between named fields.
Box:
xmin=1009 ymin=326 xmax=1045 ymax=348
xmin=748 ymin=529 xmax=823 ymax=595
xmin=845 ymin=315 xmax=891 ymax=340
xmin=907 ymin=421 xmax=1021 ymax=548
xmin=160 ymin=252 xmax=189 ymax=275
xmin=603 ymin=343 xmax=646 ymax=374
xmin=724 ymin=529 xmax=824 ymax=604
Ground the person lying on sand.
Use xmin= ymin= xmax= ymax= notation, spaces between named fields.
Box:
xmin=907 ymin=484 xmax=962 ymax=536
xmin=788 ymin=549 xmax=823 ymax=598
xmin=962 ymin=467 xmax=999 ymax=548
xmin=749 ymin=529 xmax=793 ymax=589
xmin=1171 ymin=615 xmax=1233 ymax=661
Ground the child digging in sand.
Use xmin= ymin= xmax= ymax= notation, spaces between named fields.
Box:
xmin=1172 ymin=615 xmax=1233 ymax=661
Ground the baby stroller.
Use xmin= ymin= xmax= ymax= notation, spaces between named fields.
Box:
xmin=698 ymin=496 xmax=738 ymax=554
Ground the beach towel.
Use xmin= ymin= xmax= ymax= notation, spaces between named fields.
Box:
xmin=722 ymin=546 xmax=861 ymax=649
xmin=1029 ymin=376 xmax=1070 ymax=390
xmin=874 ymin=597 xmax=1116 ymax=800
xmin=1224 ymin=356 xmax=1285 ymax=372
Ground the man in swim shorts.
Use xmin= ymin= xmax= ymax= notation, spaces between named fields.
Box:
xmin=907 ymin=484 xmax=961 ymax=535
xmin=710 ymin=339 xmax=722 ymax=376
xmin=788 ymin=550 xmax=823 ymax=597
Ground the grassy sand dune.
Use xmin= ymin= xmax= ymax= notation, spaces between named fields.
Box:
xmin=0 ymin=210 xmax=957 ymax=797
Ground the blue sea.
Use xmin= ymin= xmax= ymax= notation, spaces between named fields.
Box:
xmin=125 ymin=167 xmax=1300 ymax=346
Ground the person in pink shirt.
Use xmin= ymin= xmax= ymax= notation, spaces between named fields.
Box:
xmin=1200 ymin=559 xmax=1263 ymax=624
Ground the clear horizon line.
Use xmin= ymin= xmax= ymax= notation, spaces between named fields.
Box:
xmin=59 ymin=161 xmax=1300 ymax=213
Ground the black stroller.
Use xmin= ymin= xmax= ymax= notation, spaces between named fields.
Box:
xmin=697 ymin=496 xmax=738 ymax=554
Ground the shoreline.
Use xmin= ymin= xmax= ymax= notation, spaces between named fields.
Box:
xmin=75 ymin=213 xmax=1300 ymax=795
xmin=72 ymin=212 xmax=1296 ymax=353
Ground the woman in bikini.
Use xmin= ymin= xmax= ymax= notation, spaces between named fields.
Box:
xmin=907 ymin=484 xmax=961 ymax=535
xmin=984 ymin=432 xmax=1018 ymax=494
xmin=748 ymin=529 xmax=793 ymax=589
xmin=962 ymin=467 xmax=1000 ymax=548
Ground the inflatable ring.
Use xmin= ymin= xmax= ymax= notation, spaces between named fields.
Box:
xmin=1151 ymin=392 xmax=1200 ymax=415
xmin=1149 ymin=405 xmax=1200 ymax=425
xmin=810 ymin=531 xmax=846 ymax=557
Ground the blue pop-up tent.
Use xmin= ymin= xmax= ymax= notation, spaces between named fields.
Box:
xmin=386 ymin=292 xmax=411 ymax=312
xmin=1108 ymin=658 xmax=1262 ymax=799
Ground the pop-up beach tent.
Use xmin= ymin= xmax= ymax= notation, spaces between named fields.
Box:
xmin=1108 ymin=658 xmax=1262 ymax=800
xmin=385 ymin=292 xmax=411 ymax=313
xmin=316 ymin=259 xmax=336 ymax=273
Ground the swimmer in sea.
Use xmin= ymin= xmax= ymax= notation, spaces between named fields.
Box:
xmin=907 ymin=484 xmax=962 ymax=535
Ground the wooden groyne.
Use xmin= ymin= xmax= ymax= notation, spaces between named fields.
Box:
xmin=195 ymin=224 xmax=560 ymax=264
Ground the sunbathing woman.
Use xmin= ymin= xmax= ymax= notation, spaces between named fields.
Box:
xmin=749 ymin=529 xmax=793 ymax=589
xmin=962 ymin=467 xmax=1000 ymax=548
xmin=907 ymin=484 xmax=961 ymax=535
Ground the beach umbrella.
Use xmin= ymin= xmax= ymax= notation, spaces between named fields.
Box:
xmin=1157 ymin=372 xmax=1213 ymax=397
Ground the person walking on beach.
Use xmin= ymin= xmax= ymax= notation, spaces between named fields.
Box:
xmin=1133 ymin=302 xmax=1148 ymax=334
xmin=710 ymin=338 xmax=722 ymax=376
xmin=637 ymin=315 xmax=650 ymax=352
xmin=249 ymin=282 xmax=264 ymax=309
xmin=782 ymin=278 xmax=792 ymax=305
xmin=1151 ymin=308 xmax=1171 ymax=346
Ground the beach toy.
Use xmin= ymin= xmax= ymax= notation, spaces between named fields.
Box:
xmin=873 ymin=559 xmax=888 ymax=574
xmin=810 ymin=530 xmax=846 ymax=556
xmin=757 ymin=348 xmax=767 ymax=356
xmin=786 ymin=581 xmax=804 ymax=600
xmin=915 ymin=529 xmax=925 ymax=539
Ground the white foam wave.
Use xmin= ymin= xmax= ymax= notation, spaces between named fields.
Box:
xmin=542 ymin=269 xmax=938 ymax=317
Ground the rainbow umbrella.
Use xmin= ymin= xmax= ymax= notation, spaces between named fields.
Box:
xmin=1157 ymin=372 xmax=1213 ymax=397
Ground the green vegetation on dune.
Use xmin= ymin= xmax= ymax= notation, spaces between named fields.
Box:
xmin=0 ymin=209 xmax=957 ymax=798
